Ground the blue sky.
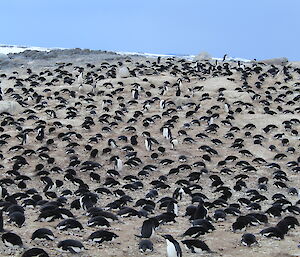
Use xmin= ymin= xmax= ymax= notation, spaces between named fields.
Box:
xmin=1 ymin=0 xmax=299 ymax=60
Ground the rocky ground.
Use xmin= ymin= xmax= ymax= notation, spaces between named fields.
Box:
xmin=0 ymin=51 xmax=299 ymax=256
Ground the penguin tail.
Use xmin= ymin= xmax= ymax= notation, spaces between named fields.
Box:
xmin=134 ymin=234 xmax=142 ymax=238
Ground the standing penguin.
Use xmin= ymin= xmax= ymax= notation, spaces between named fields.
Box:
xmin=77 ymin=72 xmax=84 ymax=85
xmin=36 ymin=127 xmax=45 ymax=142
xmin=157 ymin=56 xmax=161 ymax=64
xmin=170 ymin=138 xmax=179 ymax=150
xmin=177 ymin=78 xmax=182 ymax=88
xmin=0 ymin=210 xmax=4 ymax=232
xmin=108 ymin=138 xmax=118 ymax=148
xmin=192 ymin=203 xmax=208 ymax=220
xmin=20 ymin=132 xmax=28 ymax=145
xmin=131 ymin=89 xmax=139 ymax=99
xmin=167 ymin=200 xmax=179 ymax=216
xmin=176 ymin=86 xmax=181 ymax=97
xmin=136 ymin=218 xmax=158 ymax=238
xmin=160 ymin=99 xmax=166 ymax=109
xmin=176 ymin=78 xmax=182 ymax=96
xmin=114 ymin=156 xmax=123 ymax=172
xmin=163 ymin=127 xmax=172 ymax=140
xmin=162 ymin=235 xmax=182 ymax=257
xmin=224 ymin=103 xmax=230 ymax=113
xmin=145 ymin=138 xmax=153 ymax=151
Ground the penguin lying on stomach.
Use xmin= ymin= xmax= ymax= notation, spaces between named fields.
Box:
xmin=57 ymin=239 xmax=85 ymax=254
xmin=21 ymin=247 xmax=49 ymax=257
xmin=139 ymin=239 xmax=154 ymax=252
xmin=2 ymin=232 xmax=23 ymax=248
xmin=181 ymin=239 xmax=213 ymax=253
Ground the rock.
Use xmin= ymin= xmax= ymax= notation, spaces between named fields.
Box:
xmin=193 ymin=51 xmax=212 ymax=61
xmin=0 ymin=53 xmax=9 ymax=60
xmin=259 ymin=57 xmax=288 ymax=65
xmin=118 ymin=66 xmax=130 ymax=78
xmin=0 ymin=101 xmax=23 ymax=115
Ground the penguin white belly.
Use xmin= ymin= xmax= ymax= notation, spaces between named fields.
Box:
xmin=166 ymin=240 xmax=178 ymax=257
xmin=163 ymin=128 xmax=168 ymax=138
xmin=145 ymin=139 xmax=151 ymax=151
xmin=193 ymin=247 xmax=204 ymax=253
xmin=116 ymin=159 xmax=123 ymax=171
xmin=174 ymin=203 xmax=179 ymax=216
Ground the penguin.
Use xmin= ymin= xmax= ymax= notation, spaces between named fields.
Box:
xmin=0 ymin=210 xmax=4 ymax=232
xmin=57 ymin=239 xmax=85 ymax=253
xmin=80 ymin=193 xmax=98 ymax=210
xmin=170 ymin=138 xmax=179 ymax=150
xmin=88 ymin=230 xmax=118 ymax=243
xmin=163 ymin=126 xmax=172 ymax=139
xmin=145 ymin=138 xmax=153 ymax=151
xmin=139 ymin=239 xmax=154 ymax=252
xmin=21 ymin=248 xmax=49 ymax=257
xmin=167 ymin=200 xmax=179 ymax=216
xmin=114 ymin=156 xmax=123 ymax=172
xmin=224 ymin=103 xmax=230 ymax=113
xmin=282 ymin=216 xmax=299 ymax=228
xmin=130 ymin=135 xmax=138 ymax=145
xmin=87 ymin=216 xmax=110 ymax=227
xmin=37 ymin=208 xmax=62 ymax=222
xmin=20 ymin=132 xmax=28 ymax=145
xmin=136 ymin=218 xmax=158 ymax=238
xmin=191 ymin=219 xmax=215 ymax=231
xmin=181 ymin=239 xmax=212 ymax=253
xmin=162 ymin=234 xmax=182 ymax=257
xmin=241 ymin=233 xmax=257 ymax=246
xmin=108 ymin=138 xmax=118 ymax=148
xmin=77 ymin=72 xmax=84 ymax=84
xmin=131 ymin=89 xmax=139 ymax=99
xmin=160 ymin=99 xmax=166 ymax=109
xmin=182 ymin=226 xmax=208 ymax=237
xmin=31 ymin=228 xmax=55 ymax=241
xmin=260 ymin=227 xmax=284 ymax=239
xmin=2 ymin=232 xmax=23 ymax=248
xmin=157 ymin=56 xmax=161 ymax=64
xmin=57 ymin=219 xmax=84 ymax=230
xmin=192 ymin=204 xmax=208 ymax=220
xmin=36 ymin=127 xmax=45 ymax=142
xmin=90 ymin=148 xmax=99 ymax=158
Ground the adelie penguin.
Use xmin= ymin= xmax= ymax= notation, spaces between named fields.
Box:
xmin=0 ymin=210 xmax=4 ymax=232
xmin=181 ymin=239 xmax=212 ymax=253
xmin=136 ymin=218 xmax=159 ymax=238
xmin=145 ymin=137 xmax=153 ymax=151
xmin=57 ymin=219 xmax=84 ymax=230
xmin=113 ymin=156 xmax=123 ymax=172
xmin=2 ymin=232 xmax=23 ymax=248
xmin=139 ymin=239 xmax=154 ymax=252
xmin=162 ymin=126 xmax=172 ymax=139
xmin=162 ymin=234 xmax=182 ymax=257
xmin=260 ymin=227 xmax=284 ymax=239
xmin=57 ymin=239 xmax=85 ymax=254
xmin=31 ymin=228 xmax=55 ymax=241
xmin=88 ymin=230 xmax=118 ymax=243
xmin=21 ymin=248 xmax=49 ymax=257
xmin=241 ymin=233 xmax=257 ymax=246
